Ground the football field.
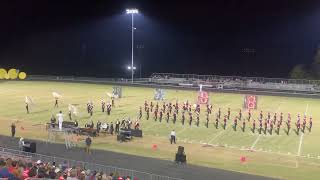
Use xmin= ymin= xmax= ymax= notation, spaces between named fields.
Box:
xmin=0 ymin=81 xmax=320 ymax=180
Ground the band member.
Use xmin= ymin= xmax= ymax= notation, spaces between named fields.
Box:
xmin=239 ymin=109 xmax=242 ymax=120
xmin=242 ymin=120 xmax=246 ymax=132
xmin=150 ymin=102 xmax=154 ymax=112
xmin=296 ymin=119 xmax=300 ymax=135
xmin=154 ymin=109 xmax=158 ymax=121
xmin=215 ymin=117 xmax=219 ymax=129
xmin=182 ymin=112 xmax=185 ymax=125
xmin=252 ymin=119 xmax=256 ymax=133
xmin=146 ymin=108 xmax=150 ymax=120
xmin=248 ymin=110 xmax=251 ymax=121
xmin=195 ymin=104 xmax=200 ymax=114
xmin=196 ymin=113 xmax=200 ymax=127
xmin=233 ymin=117 xmax=238 ymax=131
xmin=260 ymin=110 xmax=263 ymax=120
xmin=163 ymin=103 xmax=166 ymax=112
xmin=287 ymin=122 xmax=291 ymax=135
xmin=175 ymin=102 xmax=179 ymax=114
xmin=121 ymin=118 xmax=126 ymax=128
xmin=173 ymin=112 xmax=177 ymax=124
xmin=101 ymin=101 xmax=105 ymax=112
xmin=50 ymin=114 xmax=56 ymax=128
xmin=267 ymin=112 xmax=271 ymax=120
xmin=134 ymin=120 xmax=140 ymax=130
xmin=276 ymin=121 xmax=281 ymax=135
xmin=208 ymin=104 xmax=212 ymax=114
xmin=264 ymin=120 xmax=268 ymax=134
xmin=106 ymin=103 xmax=111 ymax=115
xmin=144 ymin=101 xmax=148 ymax=112
xmin=96 ymin=120 xmax=101 ymax=133
xmin=139 ymin=107 xmax=142 ymax=120
xmin=11 ymin=123 xmax=16 ymax=138
xmin=111 ymin=97 xmax=115 ymax=107
xmin=188 ymin=105 xmax=192 ymax=112
xmin=115 ymin=120 xmax=120 ymax=134
xmin=309 ymin=117 xmax=312 ymax=132
xmin=227 ymin=108 xmax=230 ymax=120
xmin=127 ymin=119 xmax=132 ymax=129
xmin=166 ymin=111 xmax=170 ymax=123
xmin=87 ymin=102 xmax=90 ymax=113
xmin=269 ymin=122 xmax=273 ymax=135
xmin=68 ymin=111 xmax=72 ymax=120
xmin=280 ymin=113 xmax=283 ymax=125
xmin=206 ymin=113 xmax=209 ymax=128
xmin=110 ymin=122 xmax=114 ymax=135
xmin=302 ymin=118 xmax=306 ymax=133
xmin=287 ymin=115 xmax=291 ymax=127
xmin=223 ymin=116 xmax=227 ymax=130
xmin=89 ymin=104 xmax=93 ymax=117
xmin=273 ymin=113 xmax=277 ymax=124
xmin=159 ymin=110 xmax=163 ymax=122
xmin=26 ymin=102 xmax=29 ymax=114
xmin=189 ymin=112 xmax=193 ymax=126
xmin=218 ymin=108 xmax=221 ymax=119
xmin=259 ymin=120 xmax=263 ymax=134
xmin=54 ymin=98 xmax=59 ymax=108
xmin=155 ymin=102 xmax=159 ymax=112
xmin=169 ymin=103 xmax=173 ymax=114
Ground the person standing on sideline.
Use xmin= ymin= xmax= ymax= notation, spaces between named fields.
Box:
xmin=56 ymin=111 xmax=64 ymax=130
xmin=19 ymin=137 xmax=25 ymax=151
xmin=170 ymin=130 xmax=176 ymax=144
xmin=85 ymin=136 xmax=92 ymax=154
xmin=25 ymin=102 xmax=29 ymax=114
xmin=11 ymin=123 xmax=16 ymax=138
xmin=54 ymin=97 xmax=59 ymax=108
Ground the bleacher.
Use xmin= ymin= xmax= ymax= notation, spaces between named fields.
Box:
xmin=150 ymin=73 xmax=320 ymax=93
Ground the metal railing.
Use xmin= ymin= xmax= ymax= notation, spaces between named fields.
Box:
xmin=0 ymin=147 xmax=183 ymax=180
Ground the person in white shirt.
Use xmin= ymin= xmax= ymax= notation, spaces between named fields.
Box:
xmin=56 ymin=111 xmax=64 ymax=130
xmin=170 ymin=129 xmax=176 ymax=144
xmin=19 ymin=137 xmax=25 ymax=151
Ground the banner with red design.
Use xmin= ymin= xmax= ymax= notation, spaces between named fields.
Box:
xmin=197 ymin=91 xmax=209 ymax=104
xmin=244 ymin=95 xmax=258 ymax=109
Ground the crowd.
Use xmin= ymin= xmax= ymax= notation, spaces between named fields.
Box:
xmin=0 ymin=155 xmax=138 ymax=180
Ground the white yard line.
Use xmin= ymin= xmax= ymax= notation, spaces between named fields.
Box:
xmin=176 ymin=127 xmax=188 ymax=135
xmin=297 ymin=133 xmax=304 ymax=156
xmin=207 ymin=128 xmax=227 ymax=144
xmin=250 ymin=134 xmax=261 ymax=150
xmin=297 ymin=103 xmax=308 ymax=156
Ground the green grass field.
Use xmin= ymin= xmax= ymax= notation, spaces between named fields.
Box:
xmin=0 ymin=80 xmax=320 ymax=180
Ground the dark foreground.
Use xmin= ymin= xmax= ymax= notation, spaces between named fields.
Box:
xmin=0 ymin=135 xmax=275 ymax=180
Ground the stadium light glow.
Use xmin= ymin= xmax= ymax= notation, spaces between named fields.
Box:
xmin=126 ymin=8 xmax=139 ymax=83
xmin=126 ymin=9 xmax=139 ymax=14
xmin=127 ymin=66 xmax=136 ymax=70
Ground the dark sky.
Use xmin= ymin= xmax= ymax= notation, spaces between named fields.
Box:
xmin=1 ymin=0 xmax=320 ymax=78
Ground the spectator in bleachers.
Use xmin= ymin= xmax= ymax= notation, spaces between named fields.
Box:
xmin=0 ymin=153 xmax=139 ymax=180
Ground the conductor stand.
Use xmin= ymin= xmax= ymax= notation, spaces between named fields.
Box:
xmin=47 ymin=127 xmax=76 ymax=149
xmin=175 ymin=146 xmax=187 ymax=164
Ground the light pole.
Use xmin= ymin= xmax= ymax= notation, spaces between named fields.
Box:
xmin=126 ymin=8 xmax=139 ymax=83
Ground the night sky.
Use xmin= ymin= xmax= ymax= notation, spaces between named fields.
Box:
xmin=1 ymin=0 xmax=320 ymax=78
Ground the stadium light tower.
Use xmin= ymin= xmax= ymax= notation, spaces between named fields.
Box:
xmin=126 ymin=8 xmax=139 ymax=83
